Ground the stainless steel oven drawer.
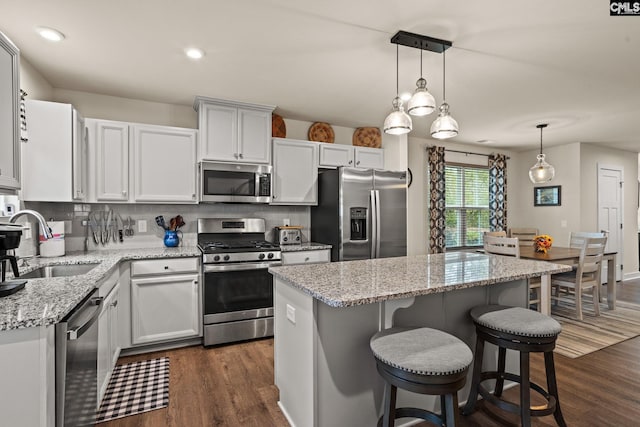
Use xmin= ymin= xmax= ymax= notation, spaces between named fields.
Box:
xmin=204 ymin=317 xmax=273 ymax=346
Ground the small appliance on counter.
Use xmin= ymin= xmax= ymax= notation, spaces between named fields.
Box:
xmin=39 ymin=220 xmax=65 ymax=257
xmin=274 ymin=226 xmax=303 ymax=245
xmin=0 ymin=222 xmax=27 ymax=297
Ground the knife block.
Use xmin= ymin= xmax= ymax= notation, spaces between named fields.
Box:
xmin=39 ymin=221 xmax=65 ymax=257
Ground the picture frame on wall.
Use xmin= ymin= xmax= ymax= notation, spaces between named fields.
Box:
xmin=534 ymin=185 xmax=561 ymax=206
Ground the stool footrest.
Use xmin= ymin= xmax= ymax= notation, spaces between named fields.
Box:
xmin=477 ymin=371 xmax=557 ymax=417
xmin=377 ymin=407 xmax=444 ymax=427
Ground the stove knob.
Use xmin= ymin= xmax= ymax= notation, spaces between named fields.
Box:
xmin=268 ymin=253 xmax=274 ymax=259
xmin=213 ymin=255 xmax=220 ymax=262
xmin=283 ymin=236 xmax=288 ymax=242
xmin=224 ymin=255 xmax=230 ymax=261
xmin=259 ymin=253 xmax=265 ymax=260
xmin=296 ymin=235 xmax=300 ymax=241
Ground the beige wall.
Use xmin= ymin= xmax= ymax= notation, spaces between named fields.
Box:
xmin=510 ymin=143 xmax=582 ymax=246
xmin=19 ymin=57 xmax=53 ymax=100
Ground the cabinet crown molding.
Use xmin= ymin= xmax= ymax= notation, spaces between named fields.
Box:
xmin=193 ymin=96 xmax=276 ymax=113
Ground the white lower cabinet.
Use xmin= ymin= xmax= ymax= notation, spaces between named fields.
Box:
xmin=282 ymin=249 xmax=331 ymax=265
xmin=130 ymin=258 xmax=200 ymax=345
xmin=98 ymin=282 xmax=120 ymax=404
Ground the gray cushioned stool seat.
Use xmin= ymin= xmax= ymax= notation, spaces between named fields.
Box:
xmin=370 ymin=327 xmax=473 ymax=376
xmin=470 ymin=305 xmax=561 ymax=338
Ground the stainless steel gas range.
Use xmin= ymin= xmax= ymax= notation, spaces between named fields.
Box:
xmin=197 ymin=218 xmax=281 ymax=346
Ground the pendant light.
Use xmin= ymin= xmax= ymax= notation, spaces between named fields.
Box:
xmin=430 ymin=47 xmax=459 ymax=139
xmin=407 ymin=49 xmax=436 ymax=116
xmin=529 ymin=123 xmax=555 ymax=184
xmin=383 ymin=45 xmax=412 ymax=135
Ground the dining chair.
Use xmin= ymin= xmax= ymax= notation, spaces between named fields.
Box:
xmin=483 ymin=235 xmax=541 ymax=311
xmin=508 ymin=228 xmax=539 ymax=247
xmin=484 ymin=230 xmax=507 ymax=237
xmin=551 ymin=236 xmax=607 ymax=320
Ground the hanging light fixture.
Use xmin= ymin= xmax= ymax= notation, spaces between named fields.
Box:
xmin=383 ymin=45 xmax=412 ymax=135
xmin=430 ymin=47 xmax=459 ymax=139
xmin=407 ymin=49 xmax=436 ymax=116
xmin=529 ymin=123 xmax=555 ymax=184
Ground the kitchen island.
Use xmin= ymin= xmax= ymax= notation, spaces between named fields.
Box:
xmin=268 ymin=252 xmax=572 ymax=427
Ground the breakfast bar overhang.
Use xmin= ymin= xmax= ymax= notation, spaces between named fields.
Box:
xmin=269 ymin=252 xmax=571 ymax=427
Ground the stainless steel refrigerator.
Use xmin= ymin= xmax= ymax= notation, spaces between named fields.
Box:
xmin=311 ymin=167 xmax=407 ymax=261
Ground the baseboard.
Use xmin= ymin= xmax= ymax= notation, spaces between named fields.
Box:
xmin=120 ymin=337 xmax=202 ymax=357
xmin=623 ymin=271 xmax=640 ymax=281
xmin=277 ymin=401 xmax=296 ymax=427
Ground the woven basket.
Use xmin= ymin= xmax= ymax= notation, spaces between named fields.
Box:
xmin=352 ymin=127 xmax=381 ymax=148
xmin=308 ymin=122 xmax=335 ymax=143
xmin=272 ymin=114 xmax=286 ymax=138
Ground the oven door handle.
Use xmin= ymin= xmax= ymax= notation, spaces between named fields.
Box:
xmin=203 ymin=261 xmax=282 ymax=273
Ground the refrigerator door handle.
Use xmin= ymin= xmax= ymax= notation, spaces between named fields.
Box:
xmin=370 ymin=190 xmax=377 ymax=259
xmin=375 ymin=190 xmax=381 ymax=258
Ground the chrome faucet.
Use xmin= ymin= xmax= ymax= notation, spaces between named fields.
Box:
xmin=9 ymin=210 xmax=53 ymax=239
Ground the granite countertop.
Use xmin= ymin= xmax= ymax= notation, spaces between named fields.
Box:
xmin=0 ymin=246 xmax=200 ymax=331
xmin=280 ymin=242 xmax=332 ymax=252
xmin=269 ymin=252 xmax=572 ymax=308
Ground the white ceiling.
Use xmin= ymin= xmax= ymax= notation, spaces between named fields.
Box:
xmin=2 ymin=0 xmax=639 ymax=152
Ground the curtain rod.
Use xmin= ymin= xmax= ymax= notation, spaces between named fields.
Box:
xmin=426 ymin=146 xmax=510 ymax=160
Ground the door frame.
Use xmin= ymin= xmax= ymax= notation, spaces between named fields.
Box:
xmin=597 ymin=163 xmax=624 ymax=281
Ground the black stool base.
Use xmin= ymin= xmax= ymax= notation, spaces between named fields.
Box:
xmin=376 ymin=360 xmax=467 ymax=427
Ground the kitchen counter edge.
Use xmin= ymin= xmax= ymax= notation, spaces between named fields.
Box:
xmin=0 ymin=246 xmax=200 ymax=332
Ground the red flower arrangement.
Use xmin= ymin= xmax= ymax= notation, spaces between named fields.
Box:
xmin=533 ymin=234 xmax=553 ymax=254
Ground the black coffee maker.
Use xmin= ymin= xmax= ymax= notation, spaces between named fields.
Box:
xmin=0 ymin=223 xmax=26 ymax=297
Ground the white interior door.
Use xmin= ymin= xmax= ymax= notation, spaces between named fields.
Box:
xmin=598 ymin=164 xmax=623 ymax=281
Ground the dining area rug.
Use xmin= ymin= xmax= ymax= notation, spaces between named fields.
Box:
xmin=552 ymin=299 xmax=640 ymax=358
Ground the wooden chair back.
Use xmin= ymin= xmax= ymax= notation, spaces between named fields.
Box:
xmin=508 ymin=228 xmax=539 ymax=247
xmin=484 ymin=231 xmax=507 ymax=237
xmin=483 ymin=235 xmax=520 ymax=258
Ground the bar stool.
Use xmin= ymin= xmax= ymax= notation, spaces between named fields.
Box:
xmin=370 ymin=327 xmax=473 ymax=427
xmin=462 ymin=305 xmax=566 ymax=427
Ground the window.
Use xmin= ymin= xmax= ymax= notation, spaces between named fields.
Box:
xmin=445 ymin=165 xmax=490 ymax=248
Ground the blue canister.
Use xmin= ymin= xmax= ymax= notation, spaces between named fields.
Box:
xmin=163 ymin=230 xmax=180 ymax=247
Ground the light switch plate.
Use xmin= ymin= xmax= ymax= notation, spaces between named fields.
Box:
xmin=138 ymin=219 xmax=147 ymax=233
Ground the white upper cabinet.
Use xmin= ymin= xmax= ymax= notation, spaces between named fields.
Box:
xmin=318 ymin=144 xmax=384 ymax=169
xmin=271 ymin=138 xmax=318 ymax=205
xmin=0 ymin=31 xmax=20 ymax=190
xmin=194 ymin=96 xmax=274 ymax=164
xmin=86 ymin=119 xmax=197 ymax=203
xmin=22 ymin=100 xmax=87 ymax=202
xmin=132 ymin=124 xmax=197 ymax=203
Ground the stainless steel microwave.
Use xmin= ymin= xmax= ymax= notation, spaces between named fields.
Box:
xmin=200 ymin=162 xmax=271 ymax=203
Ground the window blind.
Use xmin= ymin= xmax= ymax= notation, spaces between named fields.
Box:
xmin=445 ymin=165 xmax=490 ymax=248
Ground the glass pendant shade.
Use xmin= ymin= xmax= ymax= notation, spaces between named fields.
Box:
xmin=529 ymin=154 xmax=555 ymax=183
xmin=407 ymin=78 xmax=436 ymax=116
xmin=430 ymin=103 xmax=458 ymax=139
xmin=384 ymin=96 xmax=412 ymax=135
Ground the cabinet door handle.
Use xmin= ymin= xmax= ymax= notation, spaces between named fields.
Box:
xmin=305 ymin=257 xmax=310 ymax=262
xmin=164 ymin=266 xmax=169 ymax=270
xmin=356 ymin=161 xmax=361 ymax=165
xmin=272 ymin=194 xmax=276 ymax=199
xmin=122 ymin=190 xmax=127 ymax=196
xmin=193 ymin=279 xmax=198 ymax=287
xmin=348 ymin=160 xmax=353 ymax=164
xmin=111 ymin=300 xmax=118 ymax=308
xmin=192 ymin=193 xmax=196 ymax=199
xmin=238 ymin=153 xmax=243 ymax=159
xmin=234 ymin=153 xmax=239 ymax=159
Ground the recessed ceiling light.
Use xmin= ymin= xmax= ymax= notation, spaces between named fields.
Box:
xmin=185 ymin=48 xmax=205 ymax=60
xmin=477 ymin=139 xmax=496 ymax=144
xmin=36 ymin=27 xmax=65 ymax=42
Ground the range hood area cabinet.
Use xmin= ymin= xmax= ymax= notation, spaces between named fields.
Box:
xmin=319 ymin=144 xmax=385 ymax=170
xmin=85 ymin=119 xmax=198 ymax=203
xmin=21 ymin=100 xmax=87 ymax=202
xmin=271 ymin=138 xmax=318 ymax=205
xmin=0 ymin=30 xmax=20 ymax=190
xmin=194 ymin=96 xmax=275 ymax=165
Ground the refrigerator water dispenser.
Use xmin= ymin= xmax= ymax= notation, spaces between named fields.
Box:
xmin=350 ymin=207 xmax=367 ymax=240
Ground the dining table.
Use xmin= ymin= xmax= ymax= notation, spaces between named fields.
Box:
xmin=519 ymin=245 xmax=617 ymax=315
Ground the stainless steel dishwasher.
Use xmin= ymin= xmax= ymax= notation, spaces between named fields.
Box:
xmin=55 ymin=288 xmax=103 ymax=427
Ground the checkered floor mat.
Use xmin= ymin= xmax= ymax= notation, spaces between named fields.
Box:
xmin=96 ymin=357 xmax=169 ymax=423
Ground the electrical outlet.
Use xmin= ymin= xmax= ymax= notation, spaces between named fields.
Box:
xmin=283 ymin=218 xmax=290 ymax=226
xmin=64 ymin=221 xmax=72 ymax=234
xmin=286 ymin=304 xmax=296 ymax=324
xmin=24 ymin=224 xmax=32 ymax=240
xmin=138 ymin=219 xmax=147 ymax=233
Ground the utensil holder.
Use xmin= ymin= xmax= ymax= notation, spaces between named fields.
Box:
xmin=163 ymin=230 xmax=180 ymax=247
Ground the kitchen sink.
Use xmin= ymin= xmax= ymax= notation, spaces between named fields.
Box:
xmin=20 ymin=263 xmax=100 ymax=279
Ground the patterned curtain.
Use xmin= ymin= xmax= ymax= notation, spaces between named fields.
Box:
xmin=427 ymin=146 xmax=446 ymax=253
xmin=488 ymin=153 xmax=508 ymax=232
xmin=20 ymin=89 xmax=28 ymax=142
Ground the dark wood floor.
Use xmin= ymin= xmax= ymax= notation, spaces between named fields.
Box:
xmin=104 ymin=280 xmax=640 ymax=427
